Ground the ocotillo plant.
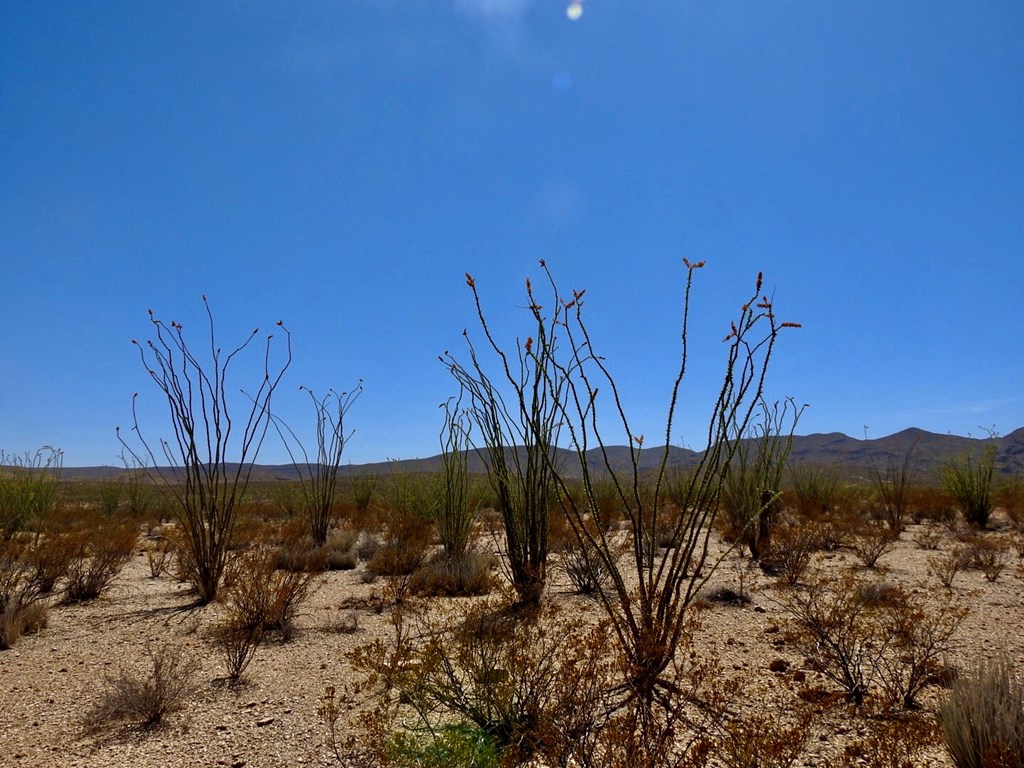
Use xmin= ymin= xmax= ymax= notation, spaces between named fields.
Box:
xmin=119 ymin=297 xmax=291 ymax=603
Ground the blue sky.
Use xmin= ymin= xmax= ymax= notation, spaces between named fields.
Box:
xmin=2 ymin=1 xmax=1022 ymax=467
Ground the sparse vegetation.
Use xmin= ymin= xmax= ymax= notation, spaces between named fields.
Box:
xmin=943 ymin=446 xmax=997 ymax=529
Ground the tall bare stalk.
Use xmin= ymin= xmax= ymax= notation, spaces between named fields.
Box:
xmin=273 ymin=383 xmax=362 ymax=546
xmin=545 ymin=260 xmax=796 ymax=758
xmin=442 ymin=274 xmax=567 ymax=607
xmin=118 ymin=297 xmax=291 ymax=603
xmin=444 ymin=259 xmax=798 ymax=763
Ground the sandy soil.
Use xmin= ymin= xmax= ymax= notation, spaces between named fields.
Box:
xmin=2 ymin=520 xmax=1022 ymax=768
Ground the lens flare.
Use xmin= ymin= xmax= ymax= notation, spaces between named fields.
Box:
xmin=566 ymin=2 xmax=583 ymax=21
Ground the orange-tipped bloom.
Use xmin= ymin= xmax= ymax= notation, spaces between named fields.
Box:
xmin=525 ymin=336 xmax=534 ymax=354
xmin=465 ymin=273 xmax=475 ymax=288
xmin=756 ymin=272 xmax=763 ymax=292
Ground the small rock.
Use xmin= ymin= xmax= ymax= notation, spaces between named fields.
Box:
xmin=256 ymin=717 xmax=275 ymax=727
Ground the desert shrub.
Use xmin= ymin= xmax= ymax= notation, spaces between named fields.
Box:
xmin=145 ymin=537 xmax=172 ymax=578
xmin=713 ymin=707 xmax=815 ymax=768
xmin=788 ymin=462 xmax=841 ymax=518
xmin=1000 ymin=476 xmax=1024 ymax=531
xmin=64 ymin=523 xmax=137 ymax=603
xmin=907 ymin=484 xmax=958 ymax=525
xmin=347 ymin=595 xmax=621 ymax=767
xmin=26 ymin=532 xmax=78 ymax=593
xmin=765 ymin=516 xmax=817 ymax=586
xmin=866 ymin=438 xmax=916 ymax=532
xmin=777 ymin=571 xmax=966 ymax=709
xmin=409 ymin=551 xmax=494 ymax=597
xmin=1 ymin=541 xmax=47 ymax=649
xmin=848 ymin=520 xmax=899 ymax=569
xmin=323 ymin=528 xmax=359 ymax=570
xmin=0 ymin=447 xmax=62 ymax=539
xmin=842 ymin=714 xmax=939 ymax=768
xmin=215 ymin=620 xmax=263 ymax=683
xmin=368 ymin=510 xmax=433 ymax=578
xmin=718 ymin=401 xmax=800 ymax=561
xmin=928 ymin=545 xmax=971 ymax=589
xmin=96 ymin=478 xmax=123 ymax=518
xmin=385 ymin=723 xmax=500 ymax=768
xmin=223 ymin=547 xmax=317 ymax=641
xmin=943 ymin=446 xmax=997 ymax=529
xmin=940 ymin=651 xmax=1024 ymax=768
xmin=84 ymin=644 xmax=197 ymax=730
xmin=912 ymin=524 xmax=946 ymax=550
xmin=273 ymin=384 xmax=362 ymax=546
xmin=967 ymin=536 xmax=1011 ymax=582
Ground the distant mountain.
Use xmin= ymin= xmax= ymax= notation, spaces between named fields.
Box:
xmin=58 ymin=426 xmax=1024 ymax=482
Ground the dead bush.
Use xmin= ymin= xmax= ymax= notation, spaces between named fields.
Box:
xmin=765 ymin=517 xmax=816 ymax=586
xmin=145 ymin=537 xmax=172 ymax=578
xmin=84 ymin=643 xmax=197 ymax=730
xmin=911 ymin=524 xmax=946 ymax=550
xmin=26 ymin=532 xmax=77 ymax=593
xmin=960 ymin=533 xmax=1011 ymax=582
xmin=346 ymin=594 xmax=622 ymax=767
xmin=367 ymin=514 xmax=432 ymax=577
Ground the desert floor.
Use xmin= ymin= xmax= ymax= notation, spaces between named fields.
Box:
xmin=2 ymin=519 xmax=1022 ymax=768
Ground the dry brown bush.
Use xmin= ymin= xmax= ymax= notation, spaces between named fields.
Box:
xmin=84 ymin=643 xmax=198 ymax=730
xmin=713 ymin=706 xmax=816 ymax=768
xmin=408 ymin=551 xmax=494 ymax=597
xmin=63 ymin=523 xmax=137 ymax=603
xmin=223 ymin=547 xmax=317 ymax=641
xmin=848 ymin=520 xmax=899 ymax=569
xmin=841 ymin=714 xmax=939 ymax=768
xmin=777 ymin=570 xmax=966 ymax=710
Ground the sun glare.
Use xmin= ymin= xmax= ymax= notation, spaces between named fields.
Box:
xmin=566 ymin=2 xmax=583 ymax=21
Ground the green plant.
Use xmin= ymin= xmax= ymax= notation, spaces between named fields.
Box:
xmin=788 ymin=462 xmax=841 ymax=518
xmin=119 ymin=298 xmax=292 ymax=603
xmin=84 ymin=643 xmax=198 ymax=730
xmin=719 ymin=399 xmax=802 ymax=561
xmin=865 ymin=435 xmax=916 ymax=532
xmin=273 ymin=382 xmax=362 ymax=546
xmin=0 ymin=447 xmax=62 ymax=539
xmin=940 ymin=651 xmax=1024 ymax=768
xmin=96 ymin=478 xmax=123 ymax=518
xmin=386 ymin=723 xmax=500 ymax=768
xmin=943 ymin=446 xmax=997 ymax=529
xmin=435 ymin=397 xmax=475 ymax=563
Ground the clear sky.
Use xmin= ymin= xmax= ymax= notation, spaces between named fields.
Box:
xmin=2 ymin=1 xmax=1022 ymax=468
